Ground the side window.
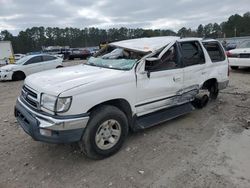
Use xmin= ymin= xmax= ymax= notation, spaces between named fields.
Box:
xmin=181 ymin=41 xmax=205 ymax=67
xmin=202 ymin=42 xmax=226 ymax=62
xmin=43 ymin=55 xmax=57 ymax=61
xmin=24 ymin=56 xmax=43 ymax=65
xmin=145 ymin=44 xmax=179 ymax=72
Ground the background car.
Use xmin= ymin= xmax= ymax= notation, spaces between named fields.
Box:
xmin=68 ymin=48 xmax=91 ymax=60
xmin=14 ymin=54 xmax=26 ymax=61
xmin=227 ymin=40 xmax=250 ymax=69
xmin=0 ymin=54 xmax=63 ymax=81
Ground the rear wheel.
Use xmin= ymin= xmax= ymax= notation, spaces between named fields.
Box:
xmin=231 ymin=66 xmax=239 ymax=70
xmin=209 ymin=82 xmax=219 ymax=100
xmin=79 ymin=105 xmax=128 ymax=160
xmin=56 ymin=65 xmax=63 ymax=68
xmin=12 ymin=71 xmax=25 ymax=81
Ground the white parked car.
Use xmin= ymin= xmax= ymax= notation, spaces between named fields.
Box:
xmin=0 ymin=54 xmax=63 ymax=81
xmin=228 ymin=40 xmax=250 ymax=69
xmin=14 ymin=53 xmax=26 ymax=61
xmin=14 ymin=37 xmax=229 ymax=159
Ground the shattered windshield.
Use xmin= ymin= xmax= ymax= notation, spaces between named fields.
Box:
xmin=85 ymin=46 xmax=145 ymax=70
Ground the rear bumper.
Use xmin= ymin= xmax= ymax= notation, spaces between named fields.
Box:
xmin=229 ymin=58 xmax=250 ymax=67
xmin=15 ymin=97 xmax=89 ymax=144
xmin=218 ymin=80 xmax=229 ymax=90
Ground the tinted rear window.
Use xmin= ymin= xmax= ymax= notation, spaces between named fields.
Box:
xmin=203 ymin=42 xmax=225 ymax=62
xmin=43 ymin=55 xmax=57 ymax=61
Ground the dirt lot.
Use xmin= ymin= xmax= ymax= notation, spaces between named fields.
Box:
xmin=0 ymin=61 xmax=250 ymax=188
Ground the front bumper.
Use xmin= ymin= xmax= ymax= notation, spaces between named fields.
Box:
xmin=0 ymin=71 xmax=13 ymax=80
xmin=15 ymin=97 xmax=89 ymax=143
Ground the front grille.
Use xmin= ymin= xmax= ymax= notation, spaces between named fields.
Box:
xmin=23 ymin=85 xmax=37 ymax=98
xmin=16 ymin=110 xmax=30 ymax=125
xmin=21 ymin=85 xmax=39 ymax=109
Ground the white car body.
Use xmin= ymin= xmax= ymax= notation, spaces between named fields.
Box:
xmin=0 ymin=54 xmax=63 ymax=81
xmin=228 ymin=40 xmax=250 ymax=68
xmin=15 ymin=37 xmax=229 ymax=155
xmin=228 ymin=48 xmax=250 ymax=67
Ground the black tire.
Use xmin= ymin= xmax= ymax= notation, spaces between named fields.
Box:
xmin=79 ymin=105 xmax=129 ymax=160
xmin=231 ymin=66 xmax=239 ymax=70
xmin=12 ymin=71 xmax=25 ymax=81
xmin=56 ymin=65 xmax=63 ymax=68
xmin=192 ymin=94 xmax=209 ymax=109
xmin=209 ymin=82 xmax=219 ymax=100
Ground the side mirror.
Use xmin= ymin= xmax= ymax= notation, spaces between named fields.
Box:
xmin=143 ymin=57 xmax=161 ymax=78
xmin=145 ymin=57 xmax=160 ymax=62
xmin=145 ymin=57 xmax=161 ymax=70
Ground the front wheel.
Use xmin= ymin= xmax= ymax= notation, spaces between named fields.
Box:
xmin=79 ymin=105 xmax=128 ymax=160
xmin=12 ymin=71 xmax=25 ymax=81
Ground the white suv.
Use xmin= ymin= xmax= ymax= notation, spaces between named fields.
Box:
xmin=15 ymin=37 xmax=229 ymax=159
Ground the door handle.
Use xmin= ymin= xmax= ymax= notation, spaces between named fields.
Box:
xmin=173 ymin=76 xmax=181 ymax=82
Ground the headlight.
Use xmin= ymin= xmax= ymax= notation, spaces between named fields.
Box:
xmin=56 ymin=97 xmax=72 ymax=113
xmin=41 ymin=94 xmax=57 ymax=111
xmin=41 ymin=93 xmax=72 ymax=113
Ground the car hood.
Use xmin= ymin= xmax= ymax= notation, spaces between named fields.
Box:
xmin=0 ymin=64 xmax=18 ymax=71
xmin=229 ymin=48 xmax=250 ymax=54
xmin=25 ymin=64 xmax=125 ymax=96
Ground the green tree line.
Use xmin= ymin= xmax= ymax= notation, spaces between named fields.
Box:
xmin=1 ymin=12 xmax=250 ymax=53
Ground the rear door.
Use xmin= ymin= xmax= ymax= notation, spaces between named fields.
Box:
xmin=180 ymin=41 xmax=206 ymax=97
xmin=23 ymin=56 xmax=43 ymax=75
xmin=42 ymin=55 xmax=60 ymax=70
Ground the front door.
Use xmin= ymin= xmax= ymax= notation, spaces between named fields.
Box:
xmin=136 ymin=43 xmax=184 ymax=117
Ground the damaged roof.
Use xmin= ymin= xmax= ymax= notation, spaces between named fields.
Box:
xmin=111 ymin=36 xmax=180 ymax=53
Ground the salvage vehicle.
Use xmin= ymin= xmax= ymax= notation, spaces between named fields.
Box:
xmin=14 ymin=37 xmax=229 ymax=159
xmin=227 ymin=40 xmax=250 ymax=69
xmin=0 ymin=54 xmax=63 ymax=81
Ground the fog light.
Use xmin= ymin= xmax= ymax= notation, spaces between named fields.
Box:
xmin=40 ymin=129 xmax=52 ymax=137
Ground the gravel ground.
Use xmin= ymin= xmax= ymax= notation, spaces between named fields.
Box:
xmin=0 ymin=62 xmax=250 ymax=188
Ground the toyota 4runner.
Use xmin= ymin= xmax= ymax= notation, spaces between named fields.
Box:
xmin=15 ymin=37 xmax=229 ymax=159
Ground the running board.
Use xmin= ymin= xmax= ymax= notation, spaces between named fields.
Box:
xmin=135 ymin=103 xmax=195 ymax=130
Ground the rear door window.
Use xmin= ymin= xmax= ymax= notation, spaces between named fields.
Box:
xmin=180 ymin=41 xmax=205 ymax=67
xmin=42 ymin=55 xmax=57 ymax=61
xmin=24 ymin=56 xmax=43 ymax=65
xmin=202 ymin=41 xmax=225 ymax=62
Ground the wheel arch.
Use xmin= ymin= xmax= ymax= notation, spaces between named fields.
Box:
xmin=12 ymin=70 xmax=26 ymax=80
xmin=202 ymin=78 xmax=218 ymax=90
xmin=87 ymin=99 xmax=133 ymax=128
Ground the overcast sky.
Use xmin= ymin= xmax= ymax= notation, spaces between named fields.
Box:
xmin=0 ymin=0 xmax=249 ymax=35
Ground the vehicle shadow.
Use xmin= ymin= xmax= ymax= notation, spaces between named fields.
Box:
xmin=230 ymin=67 xmax=250 ymax=74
